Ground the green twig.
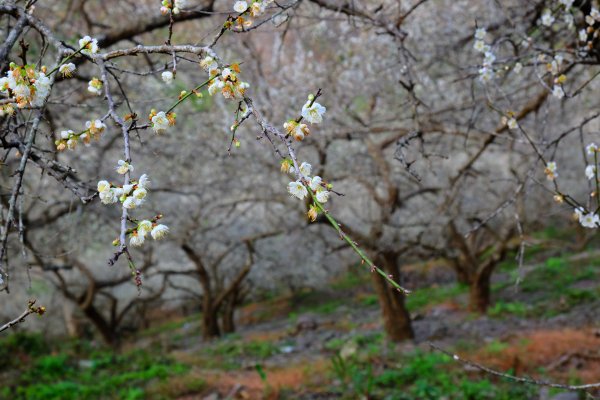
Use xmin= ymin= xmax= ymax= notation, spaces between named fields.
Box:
xmin=309 ymin=189 xmax=411 ymax=295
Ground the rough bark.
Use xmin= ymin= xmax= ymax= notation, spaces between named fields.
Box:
xmin=371 ymin=251 xmax=414 ymax=342
xmin=468 ymin=269 xmax=492 ymax=313
xmin=221 ymin=298 xmax=236 ymax=334
xmin=202 ymin=306 xmax=221 ymax=339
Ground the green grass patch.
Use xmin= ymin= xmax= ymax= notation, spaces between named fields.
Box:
xmin=329 ymin=349 xmax=538 ymax=399
xmin=139 ymin=313 xmax=200 ymax=338
xmin=2 ymin=348 xmax=188 ymax=400
xmin=406 ymin=284 xmax=467 ymax=312
xmin=488 ymin=301 xmax=529 ymax=318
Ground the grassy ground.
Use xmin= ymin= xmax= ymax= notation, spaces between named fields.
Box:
xmin=1 ymin=232 xmax=600 ymax=399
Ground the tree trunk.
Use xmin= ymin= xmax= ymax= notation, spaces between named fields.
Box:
xmin=221 ymin=298 xmax=235 ymax=334
xmin=62 ymin=301 xmax=79 ymax=338
xmin=202 ymin=306 xmax=221 ymax=339
xmin=81 ymin=305 xmax=119 ymax=347
xmin=469 ymin=269 xmax=492 ymax=313
xmin=371 ymin=251 xmax=414 ymax=342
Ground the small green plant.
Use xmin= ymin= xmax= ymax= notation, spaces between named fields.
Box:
xmin=488 ymin=301 xmax=529 ymax=318
xmin=484 ymin=340 xmax=509 ymax=354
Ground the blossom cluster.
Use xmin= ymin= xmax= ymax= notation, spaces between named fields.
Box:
xmin=149 ymin=109 xmax=176 ymax=134
xmin=200 ymin=51 xmax=250 ymax=100
xmin=539 ymin=0 xmax=576 ymax=30
xmin=88 ymin=78 xmax=103 ymax=96
xmin=97 ymin=167 xmax=148 ymax=207
xmin=232 ymin=1 xmax=273 ymax=30
xmin=98 ymin=169 xmax=169 ymax=247
xmin=544 ymin=161 xmax=558 ymax=181
xmin=283 ymin=94 xmax=327 ymax=141
xmin=55 ymin=119 xmax=106 ymax=151
xmin=160 ymin=0 xmax=188 ymax=15
xmin=473 ymin=28 xmax=496 ymax=83
xmin=79 ymin=36 xmax=99 ymax=56
xmin=574 ymin=207 xmax=599 ymax=229
xmin=129 ymin=219 xmax=169 ymax=247
xmin=500 ymin=111 xmax=518 ymax=130
xmin=579 ymin=6 xmax=600 ymax=54
xmin=551 ymin=143 xmax=600 ymax=229
xmin=0 ymin=63 xmax=51 ymax=113
xmin=538 ymin=53 xmax=568 ymax=99
xmin=284 ymin=161 xmax=332 ymax=220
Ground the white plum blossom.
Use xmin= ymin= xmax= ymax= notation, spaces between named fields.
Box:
xmin=130 ymin=232 xmax=145 ymax=247
xmin=116 ymin=160 xmax=134 ymax=175
xmin=299 ymin=162 xmax=312 ymax=177
xmin=309 ymin=176 xmax=322 ymax=191
xmin=123 ymin=197 xmax=137 ymax=209
xmin=208 ymin=79 xmax=224 ymax=96
xmin=151 ymin=224 xmax=169 ymax=240
xmin=161 ymin=71 xmax=174 ymax=84
xmin=541 ymin=11 xmax=555 ymax=27
xmin=174 ymin=0 xmax=188 ymax=12
xmin=60 ymin=130 xmax=74 ymax=140
xmin=586 ymin=165 xmax=596 ymax=180
xmin=302 ymin=101 xmax=326 ymax=124
xmin=151 ymin=111 xmax=170 ymax=134
xmin=559 ymin=0 xmax=574 ymax=8
xmin=552 ymin=85 xmax=564 ymax=99
xmin=138 ymin=220 xmax=153 ymax=236
xmin=234 ymin=1 xmax=248 ymax=13
xmin=13 ymin=84 xmax=30 ymax=104
xmin=579 ymin=29 xmax=588 ymax=42
xmin=79 ymin=36 xmax=99 ymax=56
xmin=586 ymin=14 xmax=595 ymax=25
xmin=100 ymin=189 xmax=117 ymax=204
xmin=545 ymin=161 xmax=558 ymax=180
xmin=97 ymin=180 xmax=110 ymax=193
xmin=86 ymin=119 xmax=106 ymax=134
xmin=200 ymin=55 xmax=218 ymax=72
xmin=250 ymin=1 xmax=267 ymax=17
xmin=31 ymin=73 xmax=51 ymax=107
xmin=564 ymin=13 xmax=574 ymax=29
xmin=122 ymin=184 xmax=134 ymax=196
xmin=586 ymin=143 xmax=598 ymax=155
xmin=87 ymin=78 xmax=103 ymax=95
xmin=513 ymin=62 xmax=523 ymax=74
xmin=283 ymin=121 xmax=310 ymax=141
xmin=473 ymin=40 xmax=487 ymax=53
xmin=288 ymin=180 xmax=308 ymax=200
xmin=316 ymin=189 xmax=330 ymax=203
xmin=507 ymin=117 xmax=518 ymax=130
xmin=479 ymin=66 xmax=494 ymax=83
xmin=483 ymin=51 xmax=495 ymax=66
xmin=133 ymin=187 xmax=147 ymax=201
xmin=59 ymin=63 xmax=76 ymax=77
xmin=138 ymin=174 xmax=150 ymax=189
xmin=580 ymin=212 xmax=599 ymax=229
xmin=0 ymin=77 xmax=9 ymax=92
xmin=474 ymin=28 xmax=486 ymax=40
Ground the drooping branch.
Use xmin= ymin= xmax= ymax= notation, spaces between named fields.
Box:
xmin=430 ymin=343 xmax=600 ymax=394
